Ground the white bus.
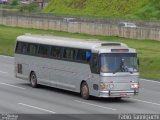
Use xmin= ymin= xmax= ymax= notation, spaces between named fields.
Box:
xmin=15 ymin=34 xmax=140 ymax=99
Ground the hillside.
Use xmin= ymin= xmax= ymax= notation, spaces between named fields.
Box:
xmin=44 ymin=0 xmax=160 ymax=20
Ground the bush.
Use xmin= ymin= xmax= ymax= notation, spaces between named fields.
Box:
xmin=11 ymin=0 xmax=19 ymax=6
xmin=19 ymin=3 xmax=40 ymax=12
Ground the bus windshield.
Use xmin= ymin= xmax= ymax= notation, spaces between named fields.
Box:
xmin=100 ymin=53 xmax=138 ymax=73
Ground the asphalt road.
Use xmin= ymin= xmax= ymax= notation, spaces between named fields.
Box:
xmin=0 ymin=55 xmax=160 ymax=117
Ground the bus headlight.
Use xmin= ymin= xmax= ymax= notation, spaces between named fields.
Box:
xmin=100 ymin=82 xmax=106 ymax=90
xmin=131 ymin=83 xmax=139 ymax=89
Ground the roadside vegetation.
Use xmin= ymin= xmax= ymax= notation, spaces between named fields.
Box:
xmin=1 ymin=0 xmax=160 ymax=20
xmin=44 ymin=0 xmax=160 ymax=20
xmin=0 ymin=25 xmax=159 ymax=80
xmin=0 ymin=0 xmax=41 ymax=12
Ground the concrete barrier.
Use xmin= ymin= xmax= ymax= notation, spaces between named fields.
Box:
xmin=0 ymin=10 xmax=160 ymax=41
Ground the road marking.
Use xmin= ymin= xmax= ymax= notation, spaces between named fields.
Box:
xmin=132 ymin=98 xmax=160 ymax=106
xmin=0 ymin=82 xmax=26 ymax=90
xmin=0 ymin=55 xmax=14 ymax=59
xmin=0 ymin=71 xmax=7 ymax=74
xmin=18 ymin=103 xmax=56 ymax=114
xmin=140 ymin=79 xmax=160 ymax=84
xmin=74 ymin=100 xmax=116 ymax=111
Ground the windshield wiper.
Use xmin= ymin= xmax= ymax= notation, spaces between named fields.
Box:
xmin=113 ymin=59 xmax=133 ymax=74
xmin=113 ymin=59 xmax=124 ymax=74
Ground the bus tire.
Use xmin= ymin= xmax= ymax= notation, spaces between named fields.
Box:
xmin=81 ymin=82 xmax=90 ymax=100
xmin=30 ymin=72 xmax=38 ymax=88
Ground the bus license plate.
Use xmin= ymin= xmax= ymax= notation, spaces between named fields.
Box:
xmin=120 ymin=93 xmax=128 ymax=97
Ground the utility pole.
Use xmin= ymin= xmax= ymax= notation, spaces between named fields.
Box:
xmin=41 ymin=0 xmax=44 ymax=8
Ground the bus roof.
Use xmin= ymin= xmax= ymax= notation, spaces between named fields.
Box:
xmin=17 ymin=34 xmax=129 ymax=51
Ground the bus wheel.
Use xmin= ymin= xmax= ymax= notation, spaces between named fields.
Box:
xmin=81 ymin=82 xmax=90 ymax=100
xmin=30 ymin=72 xmax=38 ymax=88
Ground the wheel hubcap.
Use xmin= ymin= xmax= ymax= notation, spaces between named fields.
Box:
xmin=82 ymin=85 xmax=88 ymax=97
xmin=31 ymin=75 xmax=36 ymax=85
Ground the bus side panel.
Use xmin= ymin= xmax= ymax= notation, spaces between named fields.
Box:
xmin=15 ymin=54 xmax=30 ymax=80
xmin=15 ymin=54 xmax=99 ymax=97
xmin=48 ymin=58 xmax=92 ymax=93
xmin=89 ymin=73 xmax=101 ymax=97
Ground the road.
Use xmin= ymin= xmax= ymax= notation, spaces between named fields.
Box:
xmin=0 ymin=55 xmax=160 ymax=119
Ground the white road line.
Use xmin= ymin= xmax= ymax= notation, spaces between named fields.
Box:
xmin=0 ymin=71 xmax=7 ymax=74
xmin=0 ymin=55 xmax=14 ymax=59
xmin=74 ymin=100 xmax=116 ymax=111
xmin=140 ymin=79 xmax=160 ymax=84
xmin=0 ymin=82 xmax=26 ymax=90
xmin=132 ymin=98 xmax=160 ymax=106
xmin=18 ymin=103 xmax=56 ymax=114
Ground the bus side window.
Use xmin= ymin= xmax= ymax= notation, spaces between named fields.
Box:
xmin=50 ymin=46 xmax=61 ymax=58
xmin=16 ymin=42 xmax=27 ymax=54
xmin=38 ymin=45 xmax=49 ymax=57
xmin=90 ymin=53 xmax=100 ymax=74
xmin=76 ymin=49 xmax=86 ymax=62
xmin=63 ymin=48 xmax=76 ymax=60
xmin=63 ymin=48 xmax=70 ymax=59
xmin=70 ymin=49 xmax=76 ymax=60
xmin=27 ymin=44 xmax=38 ymax=55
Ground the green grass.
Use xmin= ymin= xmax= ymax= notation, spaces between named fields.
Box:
xmin=44 ymin=0 xmax=148 ymax=16
xmin=0 ymin=2 xmax=42 ymax=12
xmin=135 ymin=0 xmax=160 ymax=20
xmin=0 ymin=25 xmax=160 ymax=80
xmin=44 ymin=0 xmax=160 ymax=20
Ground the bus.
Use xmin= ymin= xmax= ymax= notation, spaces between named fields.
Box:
xmin=15 ymin=34 xmax=140 ymax=99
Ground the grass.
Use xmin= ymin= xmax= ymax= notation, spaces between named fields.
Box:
xmin=0 ymin=25 xmax=159 ymax=80
xmin=0 ymin=2 xmax=42 ymax=12
xmin=135 ymin=0 xmax=160 ymax=20
xmin=44 ymin=0 xmax=160 ymax=20
xmin=44 ymin=0 xmax=157 ymax=19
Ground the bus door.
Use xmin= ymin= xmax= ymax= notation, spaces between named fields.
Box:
xmin=90 ymin=53 xmax=100 ymax=96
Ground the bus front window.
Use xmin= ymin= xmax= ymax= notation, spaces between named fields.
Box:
xmin=100 ymin=53 xmax=138 ymax=73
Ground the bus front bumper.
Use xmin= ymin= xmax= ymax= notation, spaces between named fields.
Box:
xmin=99 ymin=90 xmax=139 ymax=98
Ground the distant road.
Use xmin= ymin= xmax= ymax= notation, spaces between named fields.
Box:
xmin=0 ymin=55 xmax=160 ymax=115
